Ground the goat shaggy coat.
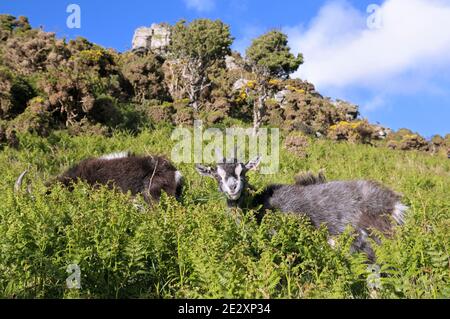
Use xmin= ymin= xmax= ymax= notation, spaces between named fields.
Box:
xmin=253 ymin=173 xmax=407 ymax=260
xmin=54 ymin=153 xmax=183 ymax=203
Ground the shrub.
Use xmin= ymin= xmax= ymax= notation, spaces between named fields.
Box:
xmin=399 ymin=134 xmax=430 ymax=151
xmin=87 ymin=95 xmax=121 ymax=126
xmin=10 ymin=97 xmax=52 ymax=136
xmin=173 ymin=99 xmax=194 ymax=125
xmin=0 ymin=67 xmax=35 ymax=118
xmin=200 ymin=97 xmax=231 ymax=124
xmin=0 ymin=15 xmax=31 ymax=35
xmin=386 ymin=129 xmax=430 ymax=152
xmin=145 ymin=102 xmax=175 ymax=124
xmin=2 ymin=29 xmax=69 ymax=75
xmin=327 ymin=120 xmax=374 ymax=144
xmin=36 ymin=48 xmax=131 ymax=126
xmin=431 ymin=135 xmax=444 ymax=147
xmin=120 ymin=52 xmax=169 ymax=103
xmin=0 ymin=123 xmax=19 ymax=149
xmin=282 ymin=93 xmax=348 ymax=134
xmin=66 ymin=118 xmax=111 ymax=137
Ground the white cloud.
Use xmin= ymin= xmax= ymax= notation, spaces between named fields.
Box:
xmin=286 ymin=0 xmax=450 ymax=95
xmin=183 ymin=0 xmax=215 ymax=12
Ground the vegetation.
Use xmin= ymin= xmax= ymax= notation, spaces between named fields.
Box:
xmin=1 ymin=128 xmax=449 ymax=298
xmin=246 ymin=30 xmax=303 ymax=79
xmin=0 ymin=15 xmax=447 ymax=156
xmin=246 ymin=30 xmax=303 ymax=134
xmin=169 ymin=19 xmax=233 ymax=111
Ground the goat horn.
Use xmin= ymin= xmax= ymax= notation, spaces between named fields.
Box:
xmin=14 ymin=170 xmax=28 ymax=193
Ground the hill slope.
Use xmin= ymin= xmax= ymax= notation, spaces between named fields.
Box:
xmin=1 ymin=127 xmax=449 ymax=298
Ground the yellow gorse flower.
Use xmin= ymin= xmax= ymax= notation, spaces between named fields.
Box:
xmin=77 ymin=49 xmax=105 ymax=63
xmin=246 ymin=80 xmax=256 ymax=89
xmin=329 ymin=121 xmax=365 ymax=131
xmin=286 ymin=85 xmax=305 ymax=94
xmin=268 ymin=79 xmax=281 ymax=86
xmin=31 ymin=96 xmax=45 ymax=104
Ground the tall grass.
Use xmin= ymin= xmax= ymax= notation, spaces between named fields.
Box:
xmin=0 ymin=127 xmax=449 ymax=298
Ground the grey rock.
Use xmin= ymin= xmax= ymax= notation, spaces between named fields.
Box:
xmin=372 ymin=125 xmax=392 ymax=140
xmin=225 ymin=55 xmax=240 ymax=71
xmin=132 ymin=27 xmax=153 ymax=50
xmin=274 ymin=89 xmax=290 ymax=106
xmin=332 ymin=99 xmax=359 ymax=121
xmin=232 ymin=78 xmax=249 ymax=92
xmin=132 ymin=23 xmax=171 ymax=56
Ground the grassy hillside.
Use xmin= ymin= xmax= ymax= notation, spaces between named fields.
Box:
xmin=1 ymin=126 xmax=449 ymax=299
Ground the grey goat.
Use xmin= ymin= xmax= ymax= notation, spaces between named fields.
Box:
xmin=196 ymin=155 xmax=408 ymax=260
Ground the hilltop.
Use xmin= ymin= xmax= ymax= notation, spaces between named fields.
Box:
xmin=0 ymin=15 xmax=449 ymax=157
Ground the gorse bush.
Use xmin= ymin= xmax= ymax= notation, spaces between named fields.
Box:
xmin=0 ymin=128 xmax=449 ymax=298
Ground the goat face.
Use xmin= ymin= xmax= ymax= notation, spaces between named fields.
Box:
xmin=196 ymin=156 xmax=261 ymax=201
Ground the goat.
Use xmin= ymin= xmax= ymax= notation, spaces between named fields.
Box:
xmin=15 ymin=151 xmax=183 ymax=205
xmin=196 ymin=155 xmax=408 ymax=261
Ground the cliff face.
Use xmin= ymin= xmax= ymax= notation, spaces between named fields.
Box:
xmin=131 ymin=23 xmax=171 ymax=56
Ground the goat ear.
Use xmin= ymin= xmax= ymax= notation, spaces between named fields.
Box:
xmin=195 ymin=164 xmax=215 ymax=177
xmin=245 ymin=156 xmax=261 ymax=171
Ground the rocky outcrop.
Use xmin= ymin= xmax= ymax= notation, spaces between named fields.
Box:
xmin=372 ymin=124 xmax=392 ymax=140
xmin=331 ymin=99 xmax=359 ymax=121
xmin=132 ymin=23 xmax=171 ymax=56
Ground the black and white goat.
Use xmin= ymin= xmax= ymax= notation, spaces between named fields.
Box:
xmin=196 ymin=155 xmax=408 ymax=260
xmin=16 ymin=151 xmax=183 ymax=204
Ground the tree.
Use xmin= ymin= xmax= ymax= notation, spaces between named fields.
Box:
xmin=169 ymin=19 xmax=233 ymax=111
xmin=0 ymin=15 xmax=16 ymax=33
xmin=0 ymin=15 xmax=31 ymax=40
xmin=246 ymin=30 xmax=303 ymax=135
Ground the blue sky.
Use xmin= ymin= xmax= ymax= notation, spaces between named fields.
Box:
xmin=1 ymin=0 xmax=449 ymax=137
